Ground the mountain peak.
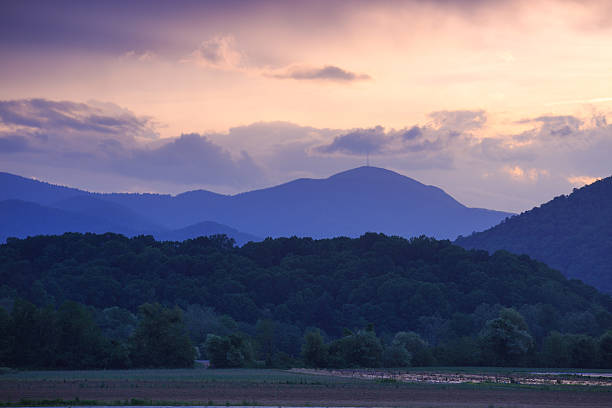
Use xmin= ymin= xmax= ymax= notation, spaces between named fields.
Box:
xmin=329 ymin=166 xmax=411 ymax=179
xmin=327 ymin=166 xmax=425 ymax=188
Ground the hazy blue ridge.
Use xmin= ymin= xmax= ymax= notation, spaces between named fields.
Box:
xmin=0 ymin=166 xmax=513 ymax=241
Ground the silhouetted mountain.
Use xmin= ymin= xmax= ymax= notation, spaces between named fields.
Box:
xmin=51 ymin=195 xmax=162 ymax=234
xmin=456 ymin=176 xmax=612 ymax=293
xmin=156 ymin=221 xmax=261 ymax=245
xmin=0 ymin=199 xmax=130 ymax=242
xmin=0 ymin=167 xmax=512 ymax=240
xmin=210 ymin=167 xmax=511 ymax=239
xmin=0 ymin=199 xmax=257 ymax=245
xmin=0 ymin=172 xmax=87 ymax=205
xmin=101 ymin=166 xmax=511 ymax=239
xmin=103 ymin=189 xmax=228 ymax=228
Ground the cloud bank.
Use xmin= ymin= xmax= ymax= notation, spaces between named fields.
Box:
xmin=0 ymin=99 xmax=265 ymax=190
xmin=1 ymin=98 xmax=611 ymax=212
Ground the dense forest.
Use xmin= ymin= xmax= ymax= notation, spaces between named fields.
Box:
xmin=1 ymin=232 xmax=612 ymax=369
xmin=456 ymin=175 xmax=612 ymax=293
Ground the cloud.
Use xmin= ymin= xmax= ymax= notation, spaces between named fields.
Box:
xmin=2 ymin=100 xmax=611 ymax=213
xmin=0 ymin=98 xmax=157 ymax=141
xmin=0 ymin=99 xmax=266 ymax=189
xmin=428 ymin=110 xmax=487 ymax=131
xmin=315 ymin=126 xmax=387 ymax=154
xmin=270 ymin=65 xmax=372 ymax=82
xmin=516 ymin=115 xmax=583 ymax=138
xmin=503 ymin=165 xmax=549 ymax=182
xmin=118 ymin=133 xmax=263 ymax=186
xmin=120 ymin=50 xmax=156 ymax=62
xmin=402 ymin=126 xmax=423 ymax=140
xmin=315 ymin=109 xmax=486 ymax=157
xmin=472 ymin=137 xmax=537 ymax=162
xmin=185 ymin=35 xmax=372 ymax=83
xmin=186 ymin=35 xmax=244 ymax=70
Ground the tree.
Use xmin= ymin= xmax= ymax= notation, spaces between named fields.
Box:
xmin=479 ymin=308 xmax=533 ymax=366
xmin=203 ymin=333 xmax=254 ymax=368
xmin=255 ymin=319 xmax=276 ymax=365
xmin=301 ymin=329 xmax=328 ymax=368
xmin=54 ymin=301 xmax=106 ymax=369
xmin=382 ymin=344 xmax=412 ymax=367
xmin=599 ymin=330 xmax=612 ymax=368
xmin=8 ymin=299 xmax=57 ymax=367
xmin=566 ymin=334 xmax=598 ymax=368
xmin=328 ymin=329 xmax=383 ymax=368
xmin=129 ymin=303 xmax=195 ymax=368
xmin=391 ymin=331 xmax=433 ymax=366
xmin=0 ymin=307 xmax=10 ymax=365
xmin=541 ymin=331 xmax=570 ymax=368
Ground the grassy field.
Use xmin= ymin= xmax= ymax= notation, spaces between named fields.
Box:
xmin=1 ymin=368 xmax=612 ymax=407
xmin=0 ymin=368 xmax=361 ymax=383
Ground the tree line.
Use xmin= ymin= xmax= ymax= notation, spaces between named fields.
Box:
xmin=0 ymin=300 xmax=194 ymax=369
xmin=1 ymin=232 xmax=611 ymax=368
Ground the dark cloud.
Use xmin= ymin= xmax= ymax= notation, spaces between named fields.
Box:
xmin=271 ymin=65 xmax=372 ymax=82
xmin=0 ymin=99 xmax=156 ymax=139
xmin=316 ymin=110 xmax=486 ymax=157
xmin=402 ymin=126 xmax=423 ymax=140
xmin=316 ymin=126 xmax=387 ymax=154
xmin=0 ymin=98 xmax=266 ymax=189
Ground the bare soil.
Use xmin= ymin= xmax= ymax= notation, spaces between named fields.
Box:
xmin=2 ymin=378 xmax=612 ymax=408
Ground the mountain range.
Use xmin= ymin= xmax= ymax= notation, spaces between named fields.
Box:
xmin=456 ymin=176 xmax=612 ymax=293
xmin=0 ymin=166 xmax=511 ymax=243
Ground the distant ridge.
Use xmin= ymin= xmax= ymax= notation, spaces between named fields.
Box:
xmin=0 ymin=167 xmax=512 ymax=241
xmin=202 ymin=166 xmax=512 ymax=239
xmin=0 ymin=199 xmax=128 ymax=242
xmin=155 ymin=221 xmax=261 ymax=245
xmin=456 ymin=176 xmax=612 ymax=293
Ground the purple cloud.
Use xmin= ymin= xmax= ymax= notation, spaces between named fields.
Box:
xmin=315 ymin=110 xmax=487 ymax=156
xmin=0 ymin=98 xmax=266 ymax=189
xmin=517 ymin=115 xmax=583 ymax=138
xmin=271 ymin=65 xmax=372 ymax=82
xmin=316 ymin=126 xmax=387 ymax=154
xmin=0 ymin=99 xmax=157 ymax=138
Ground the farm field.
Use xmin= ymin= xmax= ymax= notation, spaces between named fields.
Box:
xmin=1 ymin=368 xmax=612 ymax=407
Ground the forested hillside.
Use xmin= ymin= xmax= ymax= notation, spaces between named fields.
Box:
xmin=1 ymin=232 xmax=611 ymax=369
xmin=456 ymin=176 xmax=612 ymax=293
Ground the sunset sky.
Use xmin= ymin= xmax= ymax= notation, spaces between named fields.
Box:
xmin=1 ymin=0 xmax=612 ymax=212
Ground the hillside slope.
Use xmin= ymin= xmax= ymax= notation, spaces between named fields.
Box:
xmin=456 ymin=176 xmax=612 ymax=293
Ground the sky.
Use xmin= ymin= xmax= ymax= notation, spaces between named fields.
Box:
xmin=1 ymin=0 xmax=612 ymax=213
